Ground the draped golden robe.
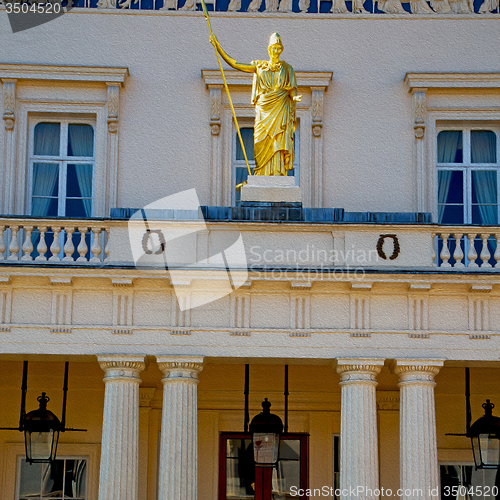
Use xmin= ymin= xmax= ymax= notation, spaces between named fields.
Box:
xmin=251 ymin=60 xmax=297 ymax=176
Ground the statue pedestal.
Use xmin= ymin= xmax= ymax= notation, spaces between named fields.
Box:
xmin=240 ymin=176 xmax=302 ymax=203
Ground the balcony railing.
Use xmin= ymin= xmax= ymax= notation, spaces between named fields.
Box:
xmin=0 ymin=216 xmax=499 ymax=270
xmin=0 ymin=218 xmax=109 ymax=264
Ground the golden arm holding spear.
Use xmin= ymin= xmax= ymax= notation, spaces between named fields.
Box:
xmin=200 ymin=0 xmax=253 ymax=177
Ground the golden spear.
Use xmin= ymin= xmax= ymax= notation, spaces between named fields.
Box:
xmin=200 ymin=0 xmax=252 ymax=177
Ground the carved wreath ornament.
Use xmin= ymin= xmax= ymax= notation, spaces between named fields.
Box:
xmin=376 ymin=234 xmax=400 ymax=261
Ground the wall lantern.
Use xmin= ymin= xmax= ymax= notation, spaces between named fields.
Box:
xmin=469 ymin=400 xmax=500 ymax=470
xmin=249 ymin=398 xmax=284 ymax=467
xmin=447 ymin=368 xmax=500 ymax=471
xmin=0 ymin=361 xmax=86 ymax=464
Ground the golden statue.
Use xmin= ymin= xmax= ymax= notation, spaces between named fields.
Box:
xmin=211 ymin=33 xmax=301 ymax=176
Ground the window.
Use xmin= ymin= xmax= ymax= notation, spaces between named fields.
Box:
xmin=233 ymin=126 xmax=299 ymax=204
xmin=29 ymin=119 xmax=95 ymax=218
xmin=440 ymin=464 xmax=498 ymax=500
xmin=219 ymin=433 xmax=308 ymax=499
xmin=17 ymin=457 xmax=87 ymax=500
xmin=436 ymin=127 xmax=499 ymax=266
xmin=437 ymin=128 xmax=499 ymax=225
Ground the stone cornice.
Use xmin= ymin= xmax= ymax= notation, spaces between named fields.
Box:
xmin=405 ymin=73 xmax=500 ymax=92
xmin=202 ymin=69 xmax=333 ymax=89
xmin=0 ymin=64 xmax=129 ymax=85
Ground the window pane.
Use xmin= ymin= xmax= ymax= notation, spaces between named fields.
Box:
xmin=32 ymin=163 xmax=59 ymax=216
xmin=68 ymin=124 xmax=94 ymax=157
xmin=66 ymin=199 xmax=92 ymax=218
xmin=42 ymin=461 xmax=63 ymax=496
xmin=68 ymin=460 xmax=87 ymax=498
xmin=472 ymin=171 xmax=497 ymax=204
xmin=236 ymin=128 xmax=254 ymax=161
xmin=226 ymin=439 xmax=254 ymax=498
xmin=19 ymin=460 xmax=43 ymax=496
xmin=67 ymin=164 xmax=93 ymax=198
xmin=471 ymin=131 xmax=496 ymax=163
xmin=438 ymin=131 xmax=463 ymax=163
xmin=472 ymin=171 xmax=498 ymax=224
xmin=34 ymin=122 xmax=60 ymax=156
xmin=440 ymin=170 xmax=463 ymax=204
xmin=439 ymin=204 xmax=464 ymax=224
xmin=32 ymin=164 xmax=59 ymax=197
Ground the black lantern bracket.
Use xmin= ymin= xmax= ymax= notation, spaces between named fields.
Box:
xmin=0 ymin=361 xmax=87 ymax=463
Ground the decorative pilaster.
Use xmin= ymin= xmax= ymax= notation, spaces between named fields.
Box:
xmin=2 ymin=79 xmax=16 ymax=214
xmin=157 ymin=356 xmax=204 ymax=500
xmin=106 ymin=83 xmax=120 ymax=213
xmin=311 ymin=86 xmax=326 ymax=208
xmin=138 ymin=387 xmax=156 ymax=500
xmin=392 ymin=359 xmax=444 ymax=500
xmin=209 ymin=86 xmax=222 ymax=205
xmin=411 ymin=89 xmax=427 ymax=212
xmin=97 ymin=355 xmax=147 ymax=500
xmin=337 ymin=359 xmax=384 ymax=500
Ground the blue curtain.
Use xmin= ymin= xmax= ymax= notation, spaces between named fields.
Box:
xmin=67 ymin=124 xmax=94 ymax=217
xmin=31 ymin=163 xmax=58 ymax=216
xmin=33 ymin=123 xmax=60 ymax=156
xmin=472 ymin=170 xmax=497 ymax=225
xmin=471 ymin=131 xmax=496 ymax=163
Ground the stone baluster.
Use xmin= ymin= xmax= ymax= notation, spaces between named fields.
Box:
xmin=479 ymin=233 xmax=492 ymax=268
xmin=431 ymin=233 xmax=436 ymax=267
xmin=392 ymin=360 xmax=444 ymax=500
xmin=104 ymin=231 xmax=110 ymax=262
xmin=452 ymin=233 xmax=464 ymax=268
xmin=21 ymin=226 xmax=34 ymax=261
xmin=439 ymin=233 xmax=451 ymax=268
xmin=156 ymin=356 xmax=204 ymax=500
xmin=35 ymin=227 xmax=48 ymax=262
xmin=90 ymin=227 xmax=103 ymax=263
xmin=467 ymin=233 xmax=479 ymax=268
xmin=63 ymin=227 xmax=75 ymax=262
xmin=0 ymin=226 xmax=5 ymax=261
xmin=49 ymin=227 xmax=61 ymax=262
xmin=494 ymin=234 xmax=500 ymax=268
xmin=77 ymin=227 xmax=89 ymax=262
xmin=337 ymin=359 xmax=384 ymax=500
xmin=8 ymin=226 xmax=20 ymax=261
xmin=97 ymin=355 xmax=147 ymax=500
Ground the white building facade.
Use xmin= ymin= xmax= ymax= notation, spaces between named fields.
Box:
xmin=0 ymin=3 xmax=499 ymax=499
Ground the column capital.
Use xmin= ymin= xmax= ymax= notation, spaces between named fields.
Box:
xmin=336 ymin=358 xmax=384 ymax=384
xmin=392 ymin=359 xmax=444 ymax=385
xmin=98 ymin=354 xmax=147 ymax=381
xmin=156 ymin=355 xmax=204 ymax=382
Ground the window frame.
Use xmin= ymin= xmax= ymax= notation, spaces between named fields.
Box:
xmin=218 ymin=432 xmax=309 ymax=500
xmin=2 ymin=443 xmax=99 ymax=500
xmin=16 ymin=455 xmax=89 ymax=500
xmin=436 ymin=125 xmax=500 ymax=225
xmin=0 ymin=64 xmax=128 ymax=217
xmin=27 ymin=117 xmax=96 ymax=218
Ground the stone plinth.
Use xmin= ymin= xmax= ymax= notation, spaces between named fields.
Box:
xmin=240 ymin=176 xmax=302 ymax=203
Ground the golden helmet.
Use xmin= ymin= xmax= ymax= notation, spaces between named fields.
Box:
xmin=268 ymin=32 xmax=284 ymax=48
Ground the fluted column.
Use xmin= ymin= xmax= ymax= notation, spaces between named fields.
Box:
xmin=157 ymin=355 xmax=204 ymax=500
xmin=337 ymin=359 xmax=384 ymax=500
xmin=97 ymin=355 xmax=147 ymax=500
xmin=392 ymin=359 xmax=444 ymax=500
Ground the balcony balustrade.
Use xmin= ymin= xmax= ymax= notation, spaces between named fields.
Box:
xmin=0 ymin=216 xmax=499 ymax=271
